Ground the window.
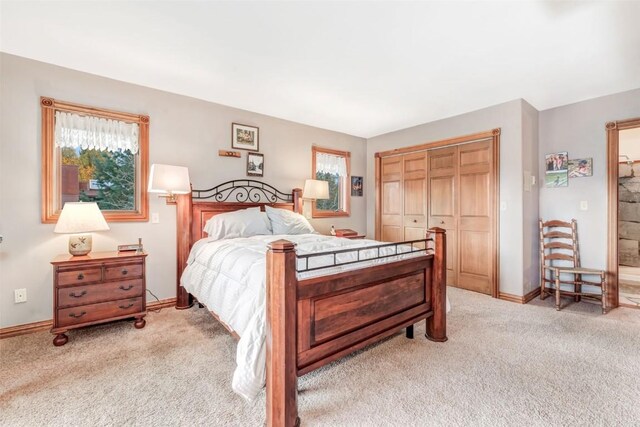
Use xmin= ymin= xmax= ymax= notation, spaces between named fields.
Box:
xmin=41 ymin=97 xmax=149 ymax=223
xmin=312 ymin=146 xmax=351 ymax=218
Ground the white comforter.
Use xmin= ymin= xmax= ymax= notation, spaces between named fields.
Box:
xmin=180 ymin=234 xmax=441 ymax=401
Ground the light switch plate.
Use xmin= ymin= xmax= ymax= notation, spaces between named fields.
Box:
xmin=151 ymin=213 xmax=160 ymax=223
xmin=580 ymin=201 xmax=588 ymax=211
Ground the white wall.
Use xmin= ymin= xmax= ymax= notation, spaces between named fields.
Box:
xmin=365 ymin=100 xmax=530 ymax=296
xmin=539 ymin=88 xmax=640 ymax=270
xmin=522 ymin=100 xmax=540 ymax=294
xmin=0 ymin=53 xmax=366 ymax=328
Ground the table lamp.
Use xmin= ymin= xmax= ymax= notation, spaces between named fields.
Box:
xmin=302 ymin=179 xmax=330 ymax=218
xmin=54 ymin=202 xmax=110 ymax=256
xmin=148 ymin=164 xmax=191 ymax=203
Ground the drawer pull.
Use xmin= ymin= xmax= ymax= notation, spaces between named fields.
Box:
xmin=413 ymin=219 xmax=417 ymax=223
xmin=119 ymin=303 xmax=134 ymax=309
xmin=69 ymin=290 xmax=87 ymax=298
xmin=69 ymin=311 xmax=86 ymax=318
xmin=440 ymin=221 xmax=445 ymax=224
xmin=77 ymin=273 xmax=84 ymax=280
xmin=121 ymin=269 xmax=128 ymax=276
xmin=119 ymin=284 xmax=134 ymax=291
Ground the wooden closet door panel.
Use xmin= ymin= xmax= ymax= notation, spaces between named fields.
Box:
xmin=428 ymin=146 xmax=457 ymax=285
xmin=381 ymin=157 xmax=403 ymax=242
xmin=457 ymin=141 xmax=493 ymax=295
xmin=403 ymin=152 xmax=427 ymax=246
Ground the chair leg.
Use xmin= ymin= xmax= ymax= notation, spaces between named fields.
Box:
xmin=540 ymin=271 xmax=547 ymax=300
xmin=555 ymin=275 xmax=561 ymax=311
xmin=601 ymin=273 xmax=608 ymax=314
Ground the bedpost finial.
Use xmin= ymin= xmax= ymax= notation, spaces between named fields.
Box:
xmin=269 ymin=239 xmax=296 ymax=252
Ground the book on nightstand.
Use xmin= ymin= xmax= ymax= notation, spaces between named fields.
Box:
xmin=335 ymin=229 xmax=358 ymax=237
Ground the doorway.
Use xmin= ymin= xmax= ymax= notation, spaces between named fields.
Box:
xmin=375 ymin=129 xmax=500 ymax=297
xmin=609 ymin=118 xmax=640 ymax=309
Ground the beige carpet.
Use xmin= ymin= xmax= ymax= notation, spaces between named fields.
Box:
xmin=1 ymin=287 xmax=639 ymax=426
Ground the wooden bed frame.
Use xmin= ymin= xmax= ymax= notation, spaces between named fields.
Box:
xmin=175 ymin=180 xmax=447 ymax=427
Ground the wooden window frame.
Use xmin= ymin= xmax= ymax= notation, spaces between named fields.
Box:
xmin=41 ymin=97 xmax=150 ymax=223
xmin=311 ymin=146 xmax=351 ymax=218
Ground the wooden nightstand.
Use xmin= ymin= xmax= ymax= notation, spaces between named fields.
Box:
xmin=50 ymin=251 xmax=147 ymax=346
xmin=342 ymin=235 xmax=366 ymax=240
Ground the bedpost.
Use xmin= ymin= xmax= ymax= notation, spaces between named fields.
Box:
xmin=292 ymin=188 xmax=303 ymax=214
xmin=266 ymin=240 xmax=299 ymax=427
xmin=175 ymin=192 xmax=194 ymax=310
xmin=426 ymin=227 xmax=448 ymax=342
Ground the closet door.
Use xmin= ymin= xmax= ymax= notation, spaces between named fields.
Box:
xmin=403 ymin=152 xmax=427 ymax=247
xmin=380 ymin=156 xmax=403 ymax=242
xmin=457 ymin=141 xmax=494 ymax=294
xmin=428 ymin=146 xmax=458 ymax=285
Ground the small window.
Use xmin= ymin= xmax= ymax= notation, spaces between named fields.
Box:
xmin=312 ymin=146 xmax=351 ymax=218
xmin=41 ymin=97 xmax=149 ymax=223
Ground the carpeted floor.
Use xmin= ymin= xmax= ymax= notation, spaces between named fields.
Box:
xmin=1 ymin=287 xmax=639 ymax=426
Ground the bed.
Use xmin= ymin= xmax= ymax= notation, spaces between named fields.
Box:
xmin=175 ymin=180 xmax=447 ymax=427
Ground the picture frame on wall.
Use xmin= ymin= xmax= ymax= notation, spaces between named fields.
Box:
xmin=544 ymin=151 xmax=569 ymax=188
xmin=232 ymin=123 xmax=259 ymax=151
xmin=351 ymin=176 xmax=363 ymax=196
xmin=568 ymin=158 xmax=593 ymax=178
xmin=247 ymin=152 xmax=264 ymax=177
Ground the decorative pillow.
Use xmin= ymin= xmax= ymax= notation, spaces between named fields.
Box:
xmin=265 ymin=206 xmax=315 ymax=235
xmin=203 ymin=207 xmax=272 ymax=240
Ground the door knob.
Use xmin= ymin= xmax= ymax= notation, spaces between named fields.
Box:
xmin=440 ymin=221 xmax=445 ymax=224
xmin=413 ymin=219 xmax=417 ymax=223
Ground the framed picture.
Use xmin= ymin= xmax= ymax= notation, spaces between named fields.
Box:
xmin=545 ymin=151 xmax=568 ymax=173
xmin=232 ymin=123 xmax=259 ymax=151
xmin=247 ymin=152 xmax=264 ymax=177
xmin=568 ymin=158 xmax=593 ymax=178
xmin=351 ymin=176 xmax=363 ymax=196
xmin=545 ymin=151 xmax=568 ymax=188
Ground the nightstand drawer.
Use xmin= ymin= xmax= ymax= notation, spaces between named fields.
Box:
xmin=57 ymin=297 xmax=143 ymax=328
xmin=58 ymin=268 xmax=102 ymax=286
xmin=58 ymin=279 xmax=144 ymax=308
xmin=105 ymin=263 xmax=143 ymax=281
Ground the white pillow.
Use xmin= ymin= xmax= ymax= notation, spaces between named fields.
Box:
xmin=265 ymin=206 xmax=315 ymax=235
xmin=203 ymin=207 xmax=272 ymax=240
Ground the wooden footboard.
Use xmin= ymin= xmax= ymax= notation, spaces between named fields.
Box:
xmin=266 ymin=228 xmax=447 ymax=427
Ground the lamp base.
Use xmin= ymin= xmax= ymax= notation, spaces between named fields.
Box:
xmin=69 ymin=234 xmax=92 ymax=256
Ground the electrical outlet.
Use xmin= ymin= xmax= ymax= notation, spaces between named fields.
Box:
xmin=14 ymin=288 xmax=27 ymax=303
xmin=500 ymin=201 xmax=507 ymax=211
xmin=152 ymin=212 xmax=160 ymax=224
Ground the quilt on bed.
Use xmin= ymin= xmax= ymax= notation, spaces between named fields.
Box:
xmin=180 ymin=233 xmax=446 ymax=401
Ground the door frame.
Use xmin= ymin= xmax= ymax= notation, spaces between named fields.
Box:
xmin=374 ymin=128 xmax=501 ymax=298
xmin=606 ymin=117 xmax=640 ymax=309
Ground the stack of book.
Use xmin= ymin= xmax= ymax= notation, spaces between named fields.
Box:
xmin=335 ymin=229 xmax=358 ymax=237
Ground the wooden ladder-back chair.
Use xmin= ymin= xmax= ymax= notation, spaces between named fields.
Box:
xmin=539 ymin=219 xmax=608 ymax=313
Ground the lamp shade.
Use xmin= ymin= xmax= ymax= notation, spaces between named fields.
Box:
xmin=303 ymin=179 xmax=330 ymax=200
xmin=54 ymin=202 xmax=110 ymax=234
xmin=148 ymin=164 xmax=191 ymax=194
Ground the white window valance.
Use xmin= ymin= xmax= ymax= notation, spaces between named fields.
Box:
xmin=316 ymin=152 xmax=347 ymax=177
xmin=54 ymin=111 xmax=140 ymax=154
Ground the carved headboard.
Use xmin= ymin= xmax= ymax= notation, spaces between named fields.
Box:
xmin=175 ymin=180 xmax=303 ymax=308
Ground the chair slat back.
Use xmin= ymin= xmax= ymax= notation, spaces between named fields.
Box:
xmin=539 ymin=219 xmax=580 ymax=272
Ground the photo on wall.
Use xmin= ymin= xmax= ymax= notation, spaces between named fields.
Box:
xmin=351 ymin=176 xmax=363 ymax=196
xmin=568 ymin=158 xmax=593 ymax=178
xmin=232 ymin=123 xmax=259 ymax=151
xmin=246 ymin=152 xmax=264 ymax=177
xmin=545 ymin=151 xmax=569 ymax=188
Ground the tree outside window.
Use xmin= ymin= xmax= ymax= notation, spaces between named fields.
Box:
xmin=312 ymin=146 xmax=350 ymax=218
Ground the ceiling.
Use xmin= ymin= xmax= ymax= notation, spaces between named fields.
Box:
xmin=1 ymin=1 xmax=639 ymax=138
